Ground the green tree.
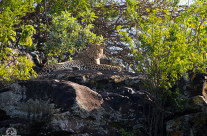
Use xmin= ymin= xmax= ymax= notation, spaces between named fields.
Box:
xmin=0 ymin=0 xmax=103 ymax=84
xmin=45 ymin=11 xmax=103 ymax=63
xmin=117 ymin=0 xmax=207 ymax=135
xmin=0 ymin=0 xmax=37 ymax=85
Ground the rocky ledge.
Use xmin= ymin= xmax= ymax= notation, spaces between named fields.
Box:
xmin=0 ymin=70 xmax=151 ymax=136
xmin=0 ymin=70 xmax=206 ymax=136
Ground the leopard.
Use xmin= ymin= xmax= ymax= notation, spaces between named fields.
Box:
xmin=39 ymin=44 xmax=122 ymax=74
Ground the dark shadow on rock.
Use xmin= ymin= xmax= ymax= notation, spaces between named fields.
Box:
xmin=18 ymin=80 xmax=76 ymax=110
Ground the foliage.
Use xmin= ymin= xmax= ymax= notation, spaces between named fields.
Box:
xmin=19 ymin=25 xmax=35 ymax=47
xmin=118 ymin=0 xmax=207 ymax=91
xmin=0 ymin=0 xmax=37 ymax=85
xmin=0 ymin=0 xmax=35 ymax=47
xmin=46 ymin=0 xmax=91 ymax=15
xmin=79 ymin=8 xmax=98 ymax=23
xmin=46 ymin=11 xmax=103 ymax=63
xmin=0 ymin=0 xmax=106 ymax=84
xmin=0 ymin=55 xmax=37 ymax=83
xmin=117 ymin=0 xmax=207 ymax=135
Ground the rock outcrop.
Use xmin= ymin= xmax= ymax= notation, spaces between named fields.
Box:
xmin=0 ymin=70 xmax=206 ymax=136
xmin=166 ymin=73 xmax=207 ymax=136
xmin=0 ymin=70 xmax=152 ymax=136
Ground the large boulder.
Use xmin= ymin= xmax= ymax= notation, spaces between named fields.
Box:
xmin=0 ymin=80 xmax=104 ymax=135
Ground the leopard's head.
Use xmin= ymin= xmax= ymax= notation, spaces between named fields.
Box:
xmin=86 ymin=43 xmax=104 ymax=59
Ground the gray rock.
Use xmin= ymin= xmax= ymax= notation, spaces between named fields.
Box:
xmin=0 ymin=71 xmax=151 ymax=136
xmin=166 ymin=112 xmax=207 ymax=136
xmin=1 ymin=70 xmax=206 ymax=136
